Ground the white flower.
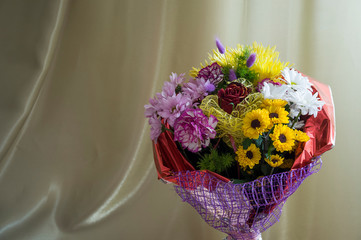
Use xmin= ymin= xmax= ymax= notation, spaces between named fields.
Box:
xmin=289 ymin=120 xmax=305 ymax=129
xmin=282 ymin=68 xmax=312 ymax=91
xmin=260 ymin=82 xmax=289 ymax=100
xmin=287 ymin=88 xmax=324 ymax=118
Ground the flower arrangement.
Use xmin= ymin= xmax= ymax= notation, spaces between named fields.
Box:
xmin=145 ymin=40 xmax=335 ymax=240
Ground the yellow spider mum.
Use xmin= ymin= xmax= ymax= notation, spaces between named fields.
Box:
xmin=279 ymin=158 xmax=295 ymax=169
xmin=270 ymin=124 xmax=295 ymax=152
xmin=264 ymin=105 xmax=289 ymax=125
xmin=249 ymin=42 xmax=290 ymax=82
xmin=242 ymin=109 xmax=271 ymax=139
xmin=236 ymin=144 xmax=261 ymax=170
xmin=265 ymin=154 xmax=284 ymax=168
xmin=190 ymin=46 xmax=243 ymax=77
xmin=294 ymin=129 xmax=310 ymax=142
xmin=190 ymin=42 xmax=291 ymax=81
xmin=261 ymin=99 xmax=288 ymax=108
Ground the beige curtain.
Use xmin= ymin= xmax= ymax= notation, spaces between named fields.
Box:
xmin=0 ymin=0 xmax=359 ymax=239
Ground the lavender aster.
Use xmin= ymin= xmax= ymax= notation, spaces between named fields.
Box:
xmin=216 ymin=38 xmax=225 ymax=54
xmin=174 ymin=109 xmax=218 ymax=152
xmin=144 ymin=97 xmax=159 ymax=118
xmin=197 ymin=62 xmax=224 ymax=86
xmin=156 ymin=93 xmax=192 ymax=127
xmin=182 ymin=78 xmax=214 ymax=103
xmin=161 ymin=73 xmax=186 ymax=97
xmin=246 ymin=53 xmax=256 ymax=68
xmin=148 ymin=116 xmax=162 ymax=142
xmin=229 ymin=69 xmax=237 ymax=81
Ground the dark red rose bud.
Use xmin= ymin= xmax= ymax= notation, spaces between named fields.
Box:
xmin=217 ymin=83 xmax=250 ymax=114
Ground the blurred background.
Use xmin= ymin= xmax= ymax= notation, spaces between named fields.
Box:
xmin=0 ymin=0 xmax=360 ymax=239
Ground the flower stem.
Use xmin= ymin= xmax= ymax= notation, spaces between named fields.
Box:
xmin=161 ymin=124 xmax=174 ymax=133
xmin=176 ymin=141 xmax=190 ymax=162
xmin=270 ymin=167 xmax=275 ymax=175
xmin=291 ymin=111 xmax=302 ymax=128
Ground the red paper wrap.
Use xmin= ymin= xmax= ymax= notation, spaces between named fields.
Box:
xmin=153 ymin=129 xmax=230 ymax=184
xmin=292 ymin=78 xmax=336 ymax=169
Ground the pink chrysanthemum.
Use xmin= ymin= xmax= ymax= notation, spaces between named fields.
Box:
xmin=197 ymin=62 xmax=224 ymax=86
xmin=173 ymin=109 xmax=218 ymax=153
xmin=156 ymin=93 xmax=192 ymax=127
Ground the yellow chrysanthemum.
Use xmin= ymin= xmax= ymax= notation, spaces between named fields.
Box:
xmin=190 ymin=46 xmax=243 ymax=77
xmin=249 ymin=42 xmax=290 ymax=82
xmin=265 ymin=154 xmax=284 ymax=168
xmin=279 ymin=158 xmax=295 ymax=169
xmin=242 ymin=109 xmax=271 ymax=139
xmin=270 ymin=124 xmax=295 ymax=152
xmin=294 ymin=129 xmax=310 ymax=142
xmin=261 ymin=99 xmax=288 ymax=108
xmin=236 ymin=144 xmax=261 ymax=170
xmin=264 ymin=106 xmax=289 ymax=125
xmin=190 ymin=42 xmax=291 ymax=81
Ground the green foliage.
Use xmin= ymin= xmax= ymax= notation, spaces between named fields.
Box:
xmin=197 ymin=148 xmax=234 ymax=174
xmin=242 ymin=138 xmax=252 ymax=149
xmin=254 ymin=135 xmax=263 ymax=148
xmin=215 ymin=65 xmax=232 ymax=91
xmin=261 ymin=163 xmax=272 ymax=176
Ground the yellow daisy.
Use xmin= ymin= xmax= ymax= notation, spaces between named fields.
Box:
xmin=294 ymin=129 xmax=310 ymax=142
xmin=261 ymin=99 xmax=288 ymax=108
xmin=264 ymin=106 xmax=289 ymax=125
xmin=242 ymin=109 xmax=271 ymax=139
xmin=236 ymin=144 xmax=261 ymax=170
xmin=265 ymin=154 xmax=284 ymax=168
xmin=270 ymin=124 xmax=295 ymax=152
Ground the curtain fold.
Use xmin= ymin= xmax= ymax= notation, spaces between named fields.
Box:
xmin=0 ymin=1 xmax=359 ymax=240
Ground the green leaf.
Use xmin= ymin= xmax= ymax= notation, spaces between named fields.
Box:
xmin=261 ymin=163 xmax=272 ymax=176
xmin=254 ymin=135 xmax=263 ymax=148
xmin=242 ymin=138 xmax=252 ymax=149
xmin=231 ymin=179 xmax=250 ymax=184
xmin=266 ymin=144 xmax=275 ymax=159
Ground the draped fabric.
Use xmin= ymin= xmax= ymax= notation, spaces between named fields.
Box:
xmin=0 ymin=1 xmax=359 ymax=239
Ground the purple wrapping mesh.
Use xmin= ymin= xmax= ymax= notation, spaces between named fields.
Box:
xmin=173 ymin=157 xmax=322 ymax=240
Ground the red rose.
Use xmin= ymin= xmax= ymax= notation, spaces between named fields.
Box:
xmin=217 ymin=83 xmax=250 ymax=114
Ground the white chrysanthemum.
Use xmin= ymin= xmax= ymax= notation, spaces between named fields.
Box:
xmin=288 ymin=120 xmax=305 ymax=129
xmin=260 ymin=82 xmax=289 ymax=100
xmin=282 ymin=68 xmax=312 ymax=91
xmin=287 ymin=88 xmax=325 ymax=118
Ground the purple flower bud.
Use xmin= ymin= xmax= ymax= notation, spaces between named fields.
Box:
xmin=216 ymin=38 xmax=225 ymax=54
xmin=205 ymin=82 xmax=216 ymax=92
xmin=229 ymin=69 xmax=237 ymax=81
xmin=246 ymin=53 xmax=256 ymax=68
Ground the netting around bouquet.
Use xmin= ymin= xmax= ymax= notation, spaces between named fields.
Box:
xmin=173 ymin=156 xmax=322 ymax=240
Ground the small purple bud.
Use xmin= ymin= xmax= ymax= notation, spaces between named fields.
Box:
xmin=205 ymin=82 xmax=215 ymax=92
xmin=246 ymin=53 xmax=256 ymax=68
xmin=229 ymin=69 xmax=237 ymax=81
xmin=216 ymin=38 xmax=225 ymax=54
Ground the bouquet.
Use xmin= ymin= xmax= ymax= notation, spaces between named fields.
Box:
xmin=145 ymin=40 xmax=335 ymax=240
